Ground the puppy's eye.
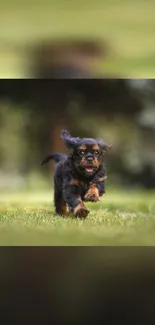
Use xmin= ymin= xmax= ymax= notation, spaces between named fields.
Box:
xmin=79 ymin=150 xmax=85 ymax=156
xmin=94 ymin=150 xmax=100 ymax=156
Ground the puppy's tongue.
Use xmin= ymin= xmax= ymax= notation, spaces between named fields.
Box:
xmin=85 ymin=167 xmax=94 ymax=173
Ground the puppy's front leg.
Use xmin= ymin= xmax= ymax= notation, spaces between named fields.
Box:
xmin=84 ymin=183 xmax=100 ymax=202
xmin=63 ymin=182 xmax=89 ymax=218
xmin=96 ymin=181 xmax=105 ymax=197
xmin=84 ymin=175 xmax=106 ymax=202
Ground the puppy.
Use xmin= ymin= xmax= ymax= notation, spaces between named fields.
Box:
xmin=41 ymin=130 xmax=112 ymax=218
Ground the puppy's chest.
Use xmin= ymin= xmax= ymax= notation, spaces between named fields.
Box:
xmin=79 ymin=180 xmax=100 ymax=199
xmin=79 ymin=181 xmax=90 ymax=193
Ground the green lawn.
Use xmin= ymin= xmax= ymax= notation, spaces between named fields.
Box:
xmin=0 ymin=189 xmax=155 ymax=246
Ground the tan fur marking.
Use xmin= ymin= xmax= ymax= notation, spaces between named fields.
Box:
xmin=94 ymin=157 xmax=100 ymax=168
xmin=73 ymin=202 xmax=85 ymax=214
xmin=70 ymin=179 xmax=80 ymax=186
xmin=92 ymin=145 xmax=100 ymax=150
xmin=73 ymin=201 xmax=89 ymax=218
xmin=84 ymin=184 xmax=100 ymax=202
xmin=95 ymin=176 xmax=107 ymax=183
xmin=59 ymin=199 xmax=67 ymax=216
xmin=87 ymin=184 xmax=99 ymax=197
xmin=79 ymin=145 xmax=87 ymax=150
xmin=79 ymin=156 xmax=87 ymax=167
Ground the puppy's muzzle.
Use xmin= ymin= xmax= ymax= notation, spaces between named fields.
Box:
xmin=87 ymin=156 xmax=93 ymax=162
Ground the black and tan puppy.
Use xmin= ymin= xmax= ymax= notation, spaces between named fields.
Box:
xmin=41 ymin=130 xmax=112 ymax=218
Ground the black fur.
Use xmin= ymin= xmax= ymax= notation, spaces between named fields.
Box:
xmin=41 ymin=130 xmax=112 ymax=218
xmin=41 ymin=153 xmax=67 ymax=165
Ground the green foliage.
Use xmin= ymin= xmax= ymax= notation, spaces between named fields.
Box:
xmin=1 ymin=0 xmax=155 ymax=77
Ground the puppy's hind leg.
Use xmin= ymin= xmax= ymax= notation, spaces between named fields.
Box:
xmin=54 ymin=188 xmax=67 ymax=217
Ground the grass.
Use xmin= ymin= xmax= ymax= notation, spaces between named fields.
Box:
xmin=0 ymin=189 xmax=155 ymax=246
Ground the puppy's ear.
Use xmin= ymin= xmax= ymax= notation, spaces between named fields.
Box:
xmin=61 ymin=130 xmax=80 ymax=149
xmin=96 ymin=138 xmax=113 ymax=152
xmin=103 ymin=143 xmax=113 ymax=152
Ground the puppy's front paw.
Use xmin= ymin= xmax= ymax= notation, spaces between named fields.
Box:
xmin=73 ymin=204 xmax=89 ymax=218
xmin=84 ymin=193 xmax=100 ymax=202
xmin=84 ymin=184 xmax=100 ymax=202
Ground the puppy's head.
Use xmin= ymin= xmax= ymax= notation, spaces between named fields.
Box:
xmin=61 ymin=130 xmax=112 ymax=177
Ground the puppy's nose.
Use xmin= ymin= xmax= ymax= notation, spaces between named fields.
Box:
xmin=87 ymin=156 xmax=93 ymax=162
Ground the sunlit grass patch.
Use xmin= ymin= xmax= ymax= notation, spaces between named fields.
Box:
xmin=0 ymin=189 xmax=154 ymax=246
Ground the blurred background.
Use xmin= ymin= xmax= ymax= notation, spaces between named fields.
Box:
xmin=1 ymin=0 xmax=155 ymax=78
xmin=0 ymin=78 xmax=155 ymax=192
xmin=1 ymin=1 xmax=155 ymax=317
xmin=1 ymin=247 xmax=155 ymax=323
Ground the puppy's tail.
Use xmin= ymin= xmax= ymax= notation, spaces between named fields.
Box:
xmin=41 ymin=153 xmax=67 ymax=165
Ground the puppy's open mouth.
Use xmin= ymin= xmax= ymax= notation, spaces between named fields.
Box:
xmin=80 ymin=165 xmax=97 ymax=174
xmin=77 ymin=164 xmax=98 ymax=175
xmin=84 ymin=167 xmax=94 ymax=173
